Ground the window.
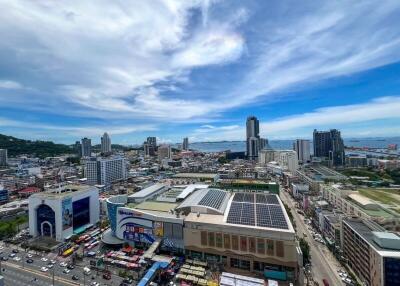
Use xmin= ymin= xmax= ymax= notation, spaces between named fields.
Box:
xmin=208 ymin=232 xmax=215 ymax=247
xmin=230 ymin=258 xmax=250 ymax=271
xmin=201 ymin=231 xmax=207 ymax=246
xmin=216 ymin=233 xmax=223 ymax=248
xmin=249 ymin=237 xmax=256 ymax=253
xmin=223 ymin=234 xmax=230 ymax=249
xmin=267 ymin=239 xmax=274 ymax=256
xmin=232 ymin=235 xmax=239 ymax=250
xmin=240 ymin=236 xmax=247 ymax=252
xmin=257 ymin=238 xmax=265 ymax=254
xmin=230 ymin=258 xmax=239 ymax=268
xmin=276 ymin=241 xmax=284 ymax=257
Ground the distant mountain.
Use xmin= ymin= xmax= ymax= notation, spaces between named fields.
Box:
xmin=0 ymin=134 xmax=73 ymax=158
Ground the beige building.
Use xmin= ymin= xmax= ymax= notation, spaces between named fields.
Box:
xmin=181 ymin=191 xmax=301 ymax=284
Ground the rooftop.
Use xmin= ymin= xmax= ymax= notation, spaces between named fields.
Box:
xmin=172 ymin=173 xmax=218 ymax=179
xmin=30 ymin=184 xmax=95 ymax=199
xmin=128 ymin=183 xmax=166 ymax=199
xmin=134 ymin=201 xmax=177 ymax=213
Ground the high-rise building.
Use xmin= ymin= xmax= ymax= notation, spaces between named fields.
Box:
xmin=81 ymin=137 xmax=92 ymax=157
xmin=259 ymin=138 xmax=268 ymax=150
xmin=74 ymin=141 xmax=82 ymax=158
xmin=85 ymin=156 xmax=126 ymax=188
xmin=313 ymin=129 xmax=344 ymax=166
xmin=182 ymin=137 xmax=189 ymax=151
xmin=146 ymin=137 xmax=157 ymax=148
xmin=158 ymin=144 xmax=172 ymax=160
xmin=143 ymin=142 xmax=155 ymax=157
xmin=101 ymin=132 xmax=112 ymax=153
xmin=0 ymin=149 xmax=7 ymax=167
xmin=246 ymin=116 xmax=260 ymax=160
xmin=293 ymin=139 xmax=311 ymax=164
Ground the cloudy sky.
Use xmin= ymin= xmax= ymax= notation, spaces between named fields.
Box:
xmin=1 ymin=0 xmax=400 ymax=144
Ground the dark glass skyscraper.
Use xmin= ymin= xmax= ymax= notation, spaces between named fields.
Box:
xmin=246 ymin=116 xmax=260 ymax=160
xmin=313 ymin=129 xmax=344 ymax=166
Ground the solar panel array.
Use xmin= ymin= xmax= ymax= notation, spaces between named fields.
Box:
xmin=226 ymin=193 xmax=288 ymax=230
xmin=198 ymin=189 xmax=227 ymax=210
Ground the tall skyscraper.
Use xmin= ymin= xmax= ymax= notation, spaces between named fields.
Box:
xmin=182 ymin=137 xmax=189 ymax=151
xmin=101 ymin=132 xmax=112 ymax=153
xmin=74 ymin=141 xmax=82 ymax=158
xmin=146 ymin=137 xmax=157 ymax=148
xmin=158 ymin=144 xmax=172 ymax=160
xmin=246 ymin=116 xmax=260 ymax=160
xmin=0 ymin=149 xmax=7 ymax=167
xmin=313 ymin=129 xmax=344 ymax=166
xmin=81 ymin=137 xmax=92 ymax=157
xmin=293 ymin=139 xmax=311 ymax=164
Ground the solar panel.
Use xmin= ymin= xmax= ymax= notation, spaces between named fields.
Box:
xmin=198 ymin=189 xmax=227 ymax=210
xmin=227 ymin=193 xmax=288 ymax=230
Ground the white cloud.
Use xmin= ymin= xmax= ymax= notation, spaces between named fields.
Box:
xmin=0 ymin=80 xmax=23 ymax=89
xmin=190 ymin=97 xmax=400 ymax=140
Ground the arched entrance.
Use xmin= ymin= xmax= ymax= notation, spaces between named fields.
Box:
xmin=40 ymin=221 xmax=53 ymax=237
xmin=36 ymin=204 xmax=56 ymax=237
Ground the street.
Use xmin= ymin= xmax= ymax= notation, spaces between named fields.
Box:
xmin=0 ymin=244 xmax=126 ymax=286
xmin=280 ymin=189 xmax=344 ymax=286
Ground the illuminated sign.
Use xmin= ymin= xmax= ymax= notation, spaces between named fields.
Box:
xmin=118 ymin=209 xmax=143 ymax=217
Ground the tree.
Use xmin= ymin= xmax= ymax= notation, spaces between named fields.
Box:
xmin=299 ymin=238 xmax=310 ymax=264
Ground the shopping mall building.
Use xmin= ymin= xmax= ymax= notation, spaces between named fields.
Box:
xmin=103 ymin=184 xmax=302 ymax=284
xmin=28 ymin=185 xmax=99 ymax=241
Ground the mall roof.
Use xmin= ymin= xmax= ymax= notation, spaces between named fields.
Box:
xmin=176 ymin=188 xmax=230 ymax=215
xmin=128 ymin=183 xmax=166 ymax=199
xmin=30 ymin=184 xmax=96 ymax=199
xmin=172 ymin=173 xmax=218 ymax=179
xmin=176 ymin=184 xmax=209 ymax=200
xmin=135 ymin=201 xmax=177 ymax=213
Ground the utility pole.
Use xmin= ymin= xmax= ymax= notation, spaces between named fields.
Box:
xmin=52 ymin=264 xmax=55 ymax=286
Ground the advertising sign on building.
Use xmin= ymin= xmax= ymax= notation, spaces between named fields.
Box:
xmin=153 ymin=221 xmax=163 ymax=237
xmin=62 ymin=197 xmax=73 ymax=230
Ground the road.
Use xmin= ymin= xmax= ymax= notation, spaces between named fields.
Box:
xmin=280 ymin=189 xmax=343 ymax=286
xmin=0 ymin=244 xmax=126 ymax=286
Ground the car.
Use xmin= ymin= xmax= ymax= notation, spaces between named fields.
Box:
xmin=67 ymin=264 xmax=75 ymax=269
xmin=12 ymin=249 xmax=19 ymax=253
xmin=47 ymin=263 xmax=54 ymax=269
xmin=59 ymin=262 xmax=68 ymax=267
xmin=9 ymin=253 xmax=16 ymax=258
xmin=72 ymin=275 xmax=79 ymax=280
xmin=41 ymin=267 xmax=49 ymax=272
xmin=90 ymin=282 xmax=100 ymax=286
xmin=26 ymin=259 xmax=34 ymax=263
xmin=123 ymin=278 xmax=133 ymax=284
xmin=63 ymin=268 xmax=70 ymax=274
xmin=50 ymin=259 xmax=56 ymax=264
xmin=26 ymin=254 xmax=33 ymax=258
xmin=13 ymin=256 xmax=21 ymax=261
xmin=41 ymin=257 xmax=48 ymax=262
xmin=1 ymin=257 xmax=8 ymax=261
xmin=103 ymin=273 xmax=111 ymax=280
xmin=345 ymin=278 xmax=352 ymax=284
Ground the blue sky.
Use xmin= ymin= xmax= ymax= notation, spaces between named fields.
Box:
xmin=1 ymin=0 xmax=400 ymax=144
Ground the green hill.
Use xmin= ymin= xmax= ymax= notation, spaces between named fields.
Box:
xmin=0 ymin=134 xmax=73 ymax=158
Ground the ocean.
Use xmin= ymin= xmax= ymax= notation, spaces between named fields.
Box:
xmin=184 ymin=138 xmax=400 ymax=153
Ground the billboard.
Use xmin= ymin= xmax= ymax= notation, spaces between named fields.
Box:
xmin=153 ymin=221 xmax=163 ymax=237
xmin=62 ymin=197 xmax=73 ymax=230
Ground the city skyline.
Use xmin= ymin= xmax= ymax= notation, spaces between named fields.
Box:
xmin=1 ymin=1 xmax=400 ymax=144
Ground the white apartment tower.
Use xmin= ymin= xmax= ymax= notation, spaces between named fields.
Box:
xmin=85 ymin=156 xmax=126 ymax=188
xmin=158 ymin=145 xmax=172 ymax=160
xmin=293 ymin=139 xmax=311 ymax=164
xmin=101 ymin=132 xmax=112 ymax=153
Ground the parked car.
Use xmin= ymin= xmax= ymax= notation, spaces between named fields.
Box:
xmin=41 ymin=267 xmax=49 ymax=272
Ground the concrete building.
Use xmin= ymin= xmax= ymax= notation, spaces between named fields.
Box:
xmin=0 ymin=149 xmax=7 ymax=167
xmin=277 ymin=151 xmax=299 ymax=173
xmin=346 ymin=155 xmax=367 ymax=167
xmin=246 ymin=116 xmax=260 ymax=160
xmin=182 ymin=137 xmax=189 ymax=151
xmin=101 ymin=132 xmax=111 ymax=153
xmin=342 ymin=218 xmax=400 ymax=286
xmin=293 ymin=139 xmax=310 ymax=164
xmin=158 ymin=145 xmax=172 ymax=160
xmin=74 ymin=141 xmax=82 ymax=158
xmin=259 ymin=149 xmax=276 ymax=165
xmin=85 ymin=156 xmax=127 ymax=188
xmin=81 ymin=137 xmax=92 ymax=157
xmin=28 ymin=185 xmax=99 ymax=241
